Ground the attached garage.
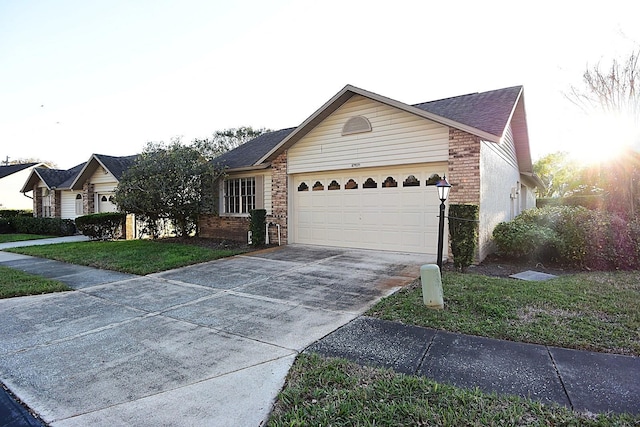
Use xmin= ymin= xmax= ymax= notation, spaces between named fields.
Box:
xmin=292 ymin=164 xmax=447 ymax=254
xmin=204 ymin=84 xmax=543 ymax=264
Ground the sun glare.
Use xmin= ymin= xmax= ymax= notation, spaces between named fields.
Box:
xmin=570 ymin=114 xmax=640 ymax=165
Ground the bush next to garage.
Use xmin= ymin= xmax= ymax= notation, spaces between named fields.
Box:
xmin=492 ymin=206 xmax=640 ymax=270
xmin=76 ymin=212 xmax=126 ymax=240
xmin=448 ymin=204 xmax=478 ymax=271
xmin=249 ymin=209 xmax=267 ymax=246
xmin=9 ymin=216 xmax=76 ymax=236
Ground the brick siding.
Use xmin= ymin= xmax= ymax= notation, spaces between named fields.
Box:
xmin=266 ymin=152 xmax=288 ymax=244
xmin=448 ymin=128 xmax=481 ymax=205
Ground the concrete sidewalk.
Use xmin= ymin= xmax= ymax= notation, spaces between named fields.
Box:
xmin=307 ymin=316 xmax=640 ymax=415
xmin=0 ymin=235 xmax=89 ymax=250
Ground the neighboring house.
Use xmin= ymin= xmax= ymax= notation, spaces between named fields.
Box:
xmin=0 ymin=163 xmax=47 ymax=210
xmin=21 ymin=154 xmax=137 ymax=219
xmin=200 ymin=84 xmax=543 ymax=262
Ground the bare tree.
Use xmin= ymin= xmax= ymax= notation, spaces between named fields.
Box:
xmin=567 ymin=50 xmax=639 ymax=123
xmin=566 ymin=50 xmax=640 ymax=218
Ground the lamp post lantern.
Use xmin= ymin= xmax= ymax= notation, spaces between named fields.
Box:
xmin=435 ymin=175 xmax=451 ymax=270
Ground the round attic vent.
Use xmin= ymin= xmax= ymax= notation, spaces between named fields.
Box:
xmin=342 ymin=116 xmax=372 ymax=136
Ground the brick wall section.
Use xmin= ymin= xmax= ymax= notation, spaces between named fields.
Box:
xmin=32 ymin=185 xmax=40 ymax=216
xmin=199 ymin=215 xmax=250 ymax=242
xmin=83 ymin=182 xmax=95 ymax=214
xmin=267 ymin=152 xmax=288 ymax=244
xmin=448 ymin=128 xmax=481 ymax=205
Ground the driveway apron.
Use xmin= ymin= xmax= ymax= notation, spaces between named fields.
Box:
xmin=0 ymin=245 xmax=426 ymax=426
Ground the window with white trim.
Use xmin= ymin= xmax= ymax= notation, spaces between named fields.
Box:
xmin=224 ymin=177 xmax=256 ymax=214
xmin=42 ymin=188 xmax=52 ymax=217
xmin=75 ymin=194 xmax=83 ymax=215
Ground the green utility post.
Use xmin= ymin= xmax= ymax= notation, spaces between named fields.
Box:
xmin=420 ymin=264 xmax=444 ymax=310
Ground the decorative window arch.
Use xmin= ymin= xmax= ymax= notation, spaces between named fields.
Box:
xmin=328 ymin=180 xmax=340 ymax=190
xmin=312 ymin=181 xmax=324 ymax=191
xmin=403 ymin=175 xmax=420 ymax=187
xmin=345 ymin=179 xmax=358 ymax=189
xmin=382 ymin=177 xmax=397 ymax=188
xmin=298 ymin=182 xmax=309 ymax=191
xmin=363 ymin=178 xmax=377 ymax=189
xmin=342 ymin=116 xmax=372 ymax=136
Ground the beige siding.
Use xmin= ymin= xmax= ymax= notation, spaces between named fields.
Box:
xmin=60 ymin=191 xmax=82 ymax=219
xmin=288 ymin=95 xmax=449 ymax=174
xmin=91 ymin=166 xmax=119 ymax=193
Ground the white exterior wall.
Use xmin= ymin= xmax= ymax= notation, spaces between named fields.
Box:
xmin=288 ymin=95 xmax=449 ymax=174
xmin=0 ymin=167 xmax=38 ymax=210
xmin=60 ymin=191 xmax=83 ymax=219
xmin=479 ymin=132 xmax=521 ymax=260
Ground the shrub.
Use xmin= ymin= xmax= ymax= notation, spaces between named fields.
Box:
xmin=249 ymin=209 xmax=267 ymax=246
xmin=536 ymin=195 xmax=603 ymax=210
xmin=0 ymin=209 xmax=32 ymax=218
xmin=492 ymin=219 xmax=558 ymax=261
xmin=493 ymin=206 xmax=639 ymax=270
xmin=448 ymin=204 xmax=478 ymax=271
xmin=10 ymin=216 xmax=76 ymax=236
xmin=75 ymin=213 xmax=125 ymax=240
xmin=0 ymin=218 xmax=14 ymax=234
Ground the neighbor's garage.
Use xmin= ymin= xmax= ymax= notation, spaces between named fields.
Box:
xmin=291 ymin=164 xmax=447 ymax=254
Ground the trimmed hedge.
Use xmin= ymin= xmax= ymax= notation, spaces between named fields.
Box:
xmin=493 ymin=206 xmax=640 ymax=270
xmin=76 ymin=213 xmax=126 ymax=240
xmin=249 ymin=209 xmax=267 ymax=247
xmin=0 ymin=209 xmax=32 ymax=218
xmin=10 ymin=216 xmax=76 ymax=236
xmin=448 ymin=204 xmax=478 ymax=271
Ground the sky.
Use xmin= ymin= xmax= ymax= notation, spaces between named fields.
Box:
xmin=1 ymin=0 xmax=639 ymax=169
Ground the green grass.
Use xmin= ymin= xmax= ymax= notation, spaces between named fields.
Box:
xmin=268 ymin=353 xmax=638 ymax=426
xmin=367 ymin=271 xmax=640 ymax=356
xmin=7 ymin=239 xmax=246 ymax=275
xmin=0 ymin=266 xmax=70 ymax=298
xmin=0 ymin=234 xmax=52 ymax=243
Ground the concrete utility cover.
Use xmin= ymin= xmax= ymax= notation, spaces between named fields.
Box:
xmin=509 ymin=270 xmax=558 ymax=281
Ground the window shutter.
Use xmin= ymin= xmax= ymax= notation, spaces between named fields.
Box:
xmin=254 ymin=175 xmax=264 ymax=209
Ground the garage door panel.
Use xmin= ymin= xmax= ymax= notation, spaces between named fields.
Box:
xmin=293 ymin=164 xmax=447 ymax=254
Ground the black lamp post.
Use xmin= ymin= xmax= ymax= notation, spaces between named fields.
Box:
xmin=435 ymin=175 xmax=451 ymax=270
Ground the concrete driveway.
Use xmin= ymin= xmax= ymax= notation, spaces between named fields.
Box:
xmin=0 ymin=245 xmax=427 ymax=426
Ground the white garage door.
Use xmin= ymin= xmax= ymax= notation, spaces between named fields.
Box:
xmin=292 ymin=164 xmax=447 ymax=254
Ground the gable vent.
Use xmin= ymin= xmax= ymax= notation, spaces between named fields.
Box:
xmin=342 ymin=116 xmax=372 ymax=136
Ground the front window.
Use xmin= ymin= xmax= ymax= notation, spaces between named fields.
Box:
xmin=224 ymin=177 xmax=255 ymax=214
xmin=42 ymin=189 xmax=52 ymax=217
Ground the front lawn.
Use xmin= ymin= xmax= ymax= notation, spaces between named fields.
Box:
xmin=367 ymin=271 xmax=640 ymax=356
xmin=0 ymin=234 xmax=52 ymax=244
xmin=7 ymin=239 xmax=246 ymax=275
xmin=268 ymin=353 xmax=638 ymax=426
xmin=0 ymin=266 xmax=70 ymax=298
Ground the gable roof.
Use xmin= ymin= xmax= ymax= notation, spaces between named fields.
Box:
xmin=70 ymin=154 xmax=138 ymax=190
xmin=213 ymin=127 xmax=296 ymax=170
xmin=20 ymin=163 xmax=84 ymax=193
xmin=0 ymin=163 xmax=38 ymax=179
xmin=412 ymin=86 xmax=522 ymax=138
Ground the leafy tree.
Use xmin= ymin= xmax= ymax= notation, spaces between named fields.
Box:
xmin=533 ymin=152 xmax=585 ymax=197
xmin=114 ymin=138 xmax=224 ymax=238
xmin=3 ymin=157 xmax=57 ymax=168
xmin=191 ymin=126 xmax=271 ymax=160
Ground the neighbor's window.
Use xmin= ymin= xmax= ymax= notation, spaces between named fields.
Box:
xmin=75 ymin=194 xmax=83 ymax=215
xmin=224 ymin=177 xmax=255 ymax=214
xmin=42 ymin=189 xmax=52 ymax=217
